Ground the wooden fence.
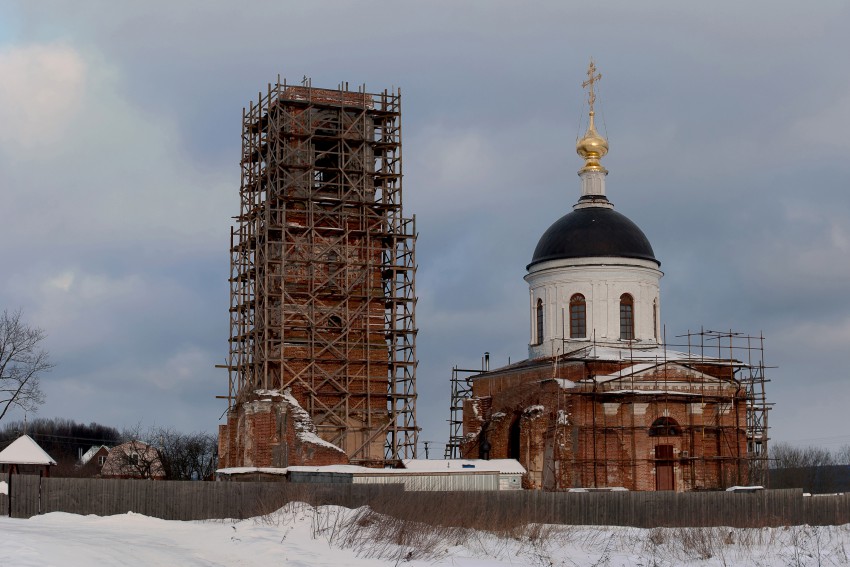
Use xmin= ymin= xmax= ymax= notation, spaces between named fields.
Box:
xmin=5 ymin=475 xmax=850 ymax=528
xmin=5 ymin=475 xmax=402 ymax=521
xmin=383 ymin=488 xmax=850 ymax=529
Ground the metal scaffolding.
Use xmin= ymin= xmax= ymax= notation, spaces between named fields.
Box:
xmin=225 ymin=78 xmax=417 ymax=465
xmin=450 ymin=330 xmax=771 ymax=490
xmin=676 ymin=329 xmax=772 ymax=486
xmin=446 ymin=353 xmax=491 ymax=458
xmin=445 ymin=367 xmax=479 ymax=459
xmin=565 ymin=330 xmax=773 ymax=489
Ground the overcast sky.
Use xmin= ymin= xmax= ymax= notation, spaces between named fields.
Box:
xmin=2 ymin=1 xmax=849 ymax=455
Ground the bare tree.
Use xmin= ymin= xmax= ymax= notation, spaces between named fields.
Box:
xmin=833 ymin=445 xmax=850 ymax=466
xmin=115 ymin=439 xmax=165 ymax=479
xmin=0 ymin=310 xmax=52 ymax=422
xmin=113 ymin=425 xmax=217 ymax=480
xmin=770 ymin=443 xmax=834 ymax=469
xmin=154 ymin=427 xmax=218 ymax=480
xmin=770 ymin=442 xmax=845 ymax=493
xmin=103 ymin=425 xmax=166 ymax=479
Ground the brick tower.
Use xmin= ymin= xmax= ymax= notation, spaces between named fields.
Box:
xmin=218 ymin=80 xmax=417 ymax=468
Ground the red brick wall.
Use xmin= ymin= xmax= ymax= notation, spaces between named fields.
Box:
xmin=218 ymin=392 xmax=349 ymax=469
xmin=461 ymin=359 xmax=750 ymax=491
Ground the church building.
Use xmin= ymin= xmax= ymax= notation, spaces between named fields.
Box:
xmin=458 ymin=62 xmax=765 ymax=491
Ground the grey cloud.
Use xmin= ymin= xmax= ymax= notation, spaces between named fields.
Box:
xmin=1 ymin=1 xmax=849 ymax=453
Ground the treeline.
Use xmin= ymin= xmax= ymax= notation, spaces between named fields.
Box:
xmin=0 ymin=417 xmax=121 ymax=474
xmin=769 ymin=442 xmax=850 ymax=494
xmin=0 ymin=419 xmax=217 ymax=480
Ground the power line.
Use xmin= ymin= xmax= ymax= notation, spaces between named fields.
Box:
xmin=1 ymin=431 xmax=119 ymax=445
xmin=780 ymin=435 xmax=850 ymax=444
xmin=774 ymin=437 xmax=850 ymax=451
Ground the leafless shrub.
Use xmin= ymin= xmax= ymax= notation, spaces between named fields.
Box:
xmin=516 ymin=522 xmax=559 ymax=544
xmin=252 ymin=500 xmax=311 ymax=527
xmin=777 ymin=524 xmax=845 ymax=567
xmin=674 ymin=526 xmax=716 ymax=560
xmin=632 ymin=524 xmax=850 ymax=567
xmin=648 ymin=527 xmax=666 ymax=546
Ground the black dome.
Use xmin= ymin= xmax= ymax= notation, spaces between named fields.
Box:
xmin=528 ymin=206 xmax=659 ymax=268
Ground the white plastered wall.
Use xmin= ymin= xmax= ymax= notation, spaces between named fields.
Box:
xmin=525 ymin=256 xmax=663 ymax=359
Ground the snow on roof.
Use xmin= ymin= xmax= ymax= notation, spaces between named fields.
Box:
xmin=473 ymin=344 xmax=744 ymax=381
xmin=566 ymin=344 xmax=714 ymax=363
xmin=217 ymin=465 xmax=408 ymax=476
xmin=578 ymin=361 xmax=734 ymax=387
xmin=402 ymin=459 xmax=526 ymax=475
xmin=218 ymin=460 xmax=528 ymax=476
xmin=524 ymin=405 xmax=544 ymax=415
xmin=602 ymin=389 xmax=705 ymax=397
xmin=79 ymin=445 xmax=110 ymax=466
xmin=280 ymin=391 xmax=345 ymax=454
xmin=0 ymin=434 xmax=57 ymax=465
xmin=589 ymin=363 xmax=659 ymax=383
xmin=287 ymin=465 xmax=396 ymax=474
xmin=216 ymin=467 xmax=289 ymax=476
xmin=253 ymin=389 xmax=346 ymax=455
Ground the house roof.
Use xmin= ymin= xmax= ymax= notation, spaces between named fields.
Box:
xmin=470 ymin=343 xmax=744 ymax=383
xmin=586 ymin=361 xmax=725 ymax=385
xmin=100 ymin=440 xmax=165 ymax=478
xmin=0 ymin=434 xmax=57 ymax=465
xmin=79 ymin=445 xmax=111 ymax=466
xmin=217 ymin=459 xmax=528 ymax=477
xmin=590 ymin=362 xmax=659 ymax=383
xmin=562 ymin=344 xmax=738 ymax=365
xmin=402 ymin=459 xmax=526 ymax=475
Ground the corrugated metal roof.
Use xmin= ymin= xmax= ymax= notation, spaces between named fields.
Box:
xmin=402 ymin=459 xmax=526 ymax=474
xmin=218 ymin=460 xmax=527 ymax=477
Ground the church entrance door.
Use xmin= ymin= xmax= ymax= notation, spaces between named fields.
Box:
xmin=655 ymin=444 xmax=675 ymax=491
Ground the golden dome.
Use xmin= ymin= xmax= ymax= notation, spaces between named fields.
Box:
xmin=576 ymin=111 xmax=608 ymax=173
xmin=577 ymin=59 xmax=608 ymax=174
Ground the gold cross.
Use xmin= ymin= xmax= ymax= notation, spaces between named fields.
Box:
xmin=582 ymin=59 xmax=602 ymax=113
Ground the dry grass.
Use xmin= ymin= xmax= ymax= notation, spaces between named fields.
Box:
xmin=350 ymin=515 xmax=850 ymax=566
xmin=255 ymin=500 xmax=578 ymax=565
xmin=248 ymin=490 xmax=850 ymax=566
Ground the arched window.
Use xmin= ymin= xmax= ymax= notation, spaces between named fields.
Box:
xmin=328 ymin=315 xmax=342 ymax=330
xmin=620 ymin=293 xmax=634 ymax=340
xmin=535 ymin=299 xmax=544 ymax=345
xmin=649 ymin=417 xmax=682 ymax=437
xmin=569 ymin=294 xmax=586 ymax=338
xmin=508 ymin=417 xmax=521 ymax=460
xmin=653 ymin=299 xmax=658 ymax=341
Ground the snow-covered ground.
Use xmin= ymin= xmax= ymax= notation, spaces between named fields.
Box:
xmin=1 ymin=502 xmax=850 ymax=566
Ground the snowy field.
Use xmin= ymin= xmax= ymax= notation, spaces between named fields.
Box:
xmin=2 ymin=503 xmax=850 ymax=566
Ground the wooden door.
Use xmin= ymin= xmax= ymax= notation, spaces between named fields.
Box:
xmin=655 ymin=444 xmax=674 ymax=491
